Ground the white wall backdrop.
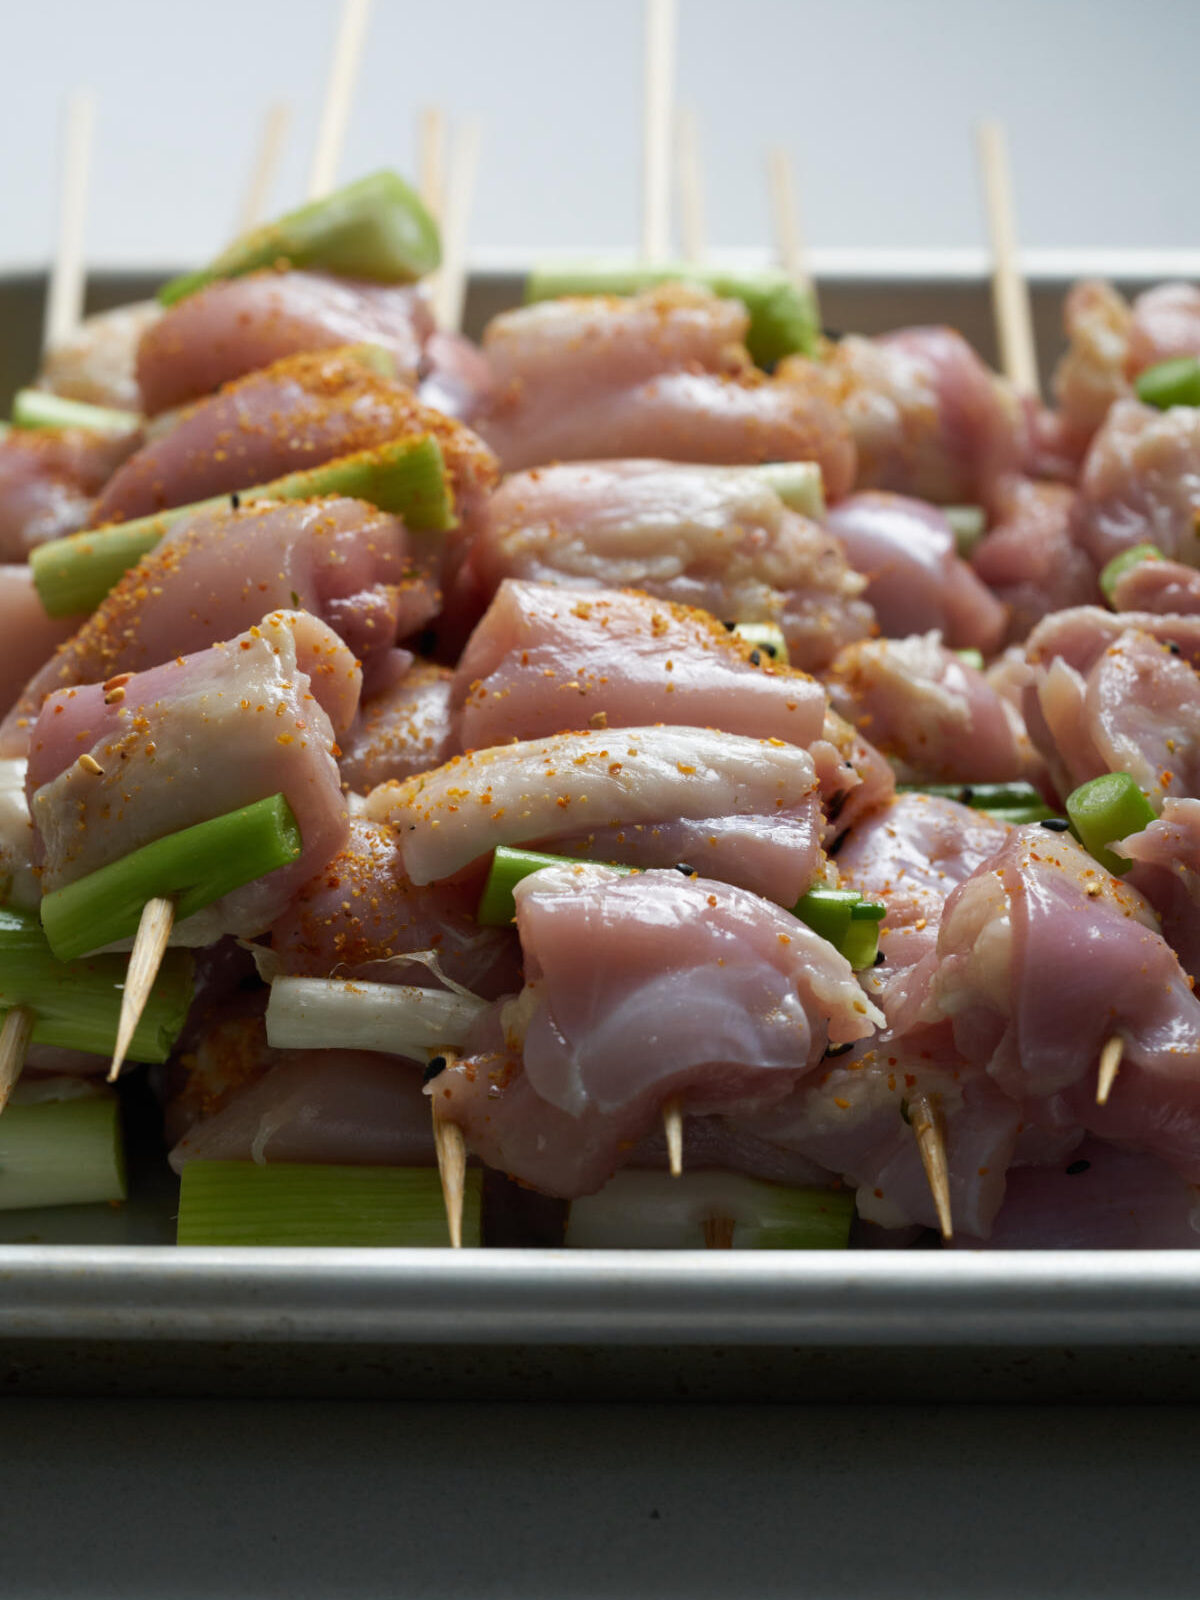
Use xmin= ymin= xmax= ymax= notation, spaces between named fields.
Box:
xmin=0 ymin=0 xmax=1195 ymax=270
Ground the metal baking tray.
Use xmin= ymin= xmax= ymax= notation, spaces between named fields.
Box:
xmin=2 ymin=261 xmax=1199 ymax=1401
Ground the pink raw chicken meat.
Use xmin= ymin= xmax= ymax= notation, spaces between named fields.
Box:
xmin=781 ymin=326 xmax=1023 ymax=507
xmin=1119 ymin=797 xmax=1200 ymax=985
xmin=418 ymin=331 xmax=496 ymax=424
xmin=26 ymin=609 xmax=358 ymax=947
xmin=338 ymin=661 xmax=457 ymax=791
xmin=825 ymin=632 xmax=1039 ymax=786
xmin=452 ymin=579 xmax=829 ymax=750
xmin=363 ymin=724 xmax=824 ymax=905
xmin=465 ymin=460 xmax=873 ymax=673
xmin=2 ymin=496 xmax=435 ymax=757
xmin=136 ymin=270 xmax=434 ymax=414
xmin=0 ymin=567 xmax=79 ymax=717
xmin=476 ymin=285 xmax=857 ymax=494
xmin=1111 ymin=556 xmax=1200 ymax=614
xmin=268 ymin=817 xmax=520 ymax=999
xmin=824 ymin=491 xmax=1006 ymax=653
xmin=970 ymin=477 xmax=1101 ymax=645
xmin=36 ymin=301 xmax=160 ymax=412
xmin=1073 ymin=398 xmax=1200 ymax=571
xmin=0 ymin=426 xmax=140 ymax=562
xmin=429 ymin=863 xmax=880 ymax=1196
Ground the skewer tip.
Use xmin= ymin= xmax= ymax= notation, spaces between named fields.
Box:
xmin=1096 ymin=1035 xmax=1124 ymax=1106
xmin=0 ymin=1006 xmax=36 ymax=1114
xmin=109 ymin=895 xmax=175 ymax=1083
xmin=663 ymin=1096 xmax=684 ymax=1178
xmin=431 ymin=1093 xmax=467 ymax=1248
xmin=909 ymin=1091 xmax=953 ymax=1242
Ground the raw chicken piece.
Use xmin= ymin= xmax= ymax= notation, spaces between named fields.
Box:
xmin=970 ymin=477 xmax=1101 ymax=644
xmin=268 ymin=817 xmax=520 ymax=999
xmin=812 ymin=709 xmax=897 ymax=846
xmin=1074 ymin=398 xmax=1200 ymax=570
xmin=1119 ymin=797 xmax=1200 ymax=984
xmin=418 ymin=331 xmax=495 ymax=424
xmin=452 ymin=579 xmax=829 ymax=750
xmin=825 ymin=491 xmax=1006 ymax=653
xmin=363 ymin=724 xmax=823 ymax=904
xmin=37 ymin=300 xmax=159 ymax=412
xmin=430 ymin=864 xmax=880 ymax=1196
xmin=476 ymin=285 xmax=856 ymax=494
xmin=338 ymin=660 xmax=457 ymax=791
xmin=3 ymin=496 xmax=434 ymax=755
xmin=782 ymin=326 xmax=1023 ymax=506
xmin=1111 ymin=556 xmax=1200 ymax=614
xmin=825 ymin=632 xmax=1038 ymax=786
xmin=954 ymin=1139 xmax=1200 ymax=1250
xmin=1050 ymin=280 xmax=1134 ymax=458
xmin=0 ymin=567 xmax=79 ymax=716
xmin=465 ymin=460 xmax=873 ymax=673
xmin=93 ymin=346 xmax=497 ymax=525
xmin=27 ymin=610 xmax=357 ymax=947
xmin=137 ymin=270 xmax=434 ymax=414
xmin=0 ymin=426 xmax=140 ymax=562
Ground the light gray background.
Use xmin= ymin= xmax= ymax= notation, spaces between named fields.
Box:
xmin=1 ymin=0 xmax=1196 ymax=270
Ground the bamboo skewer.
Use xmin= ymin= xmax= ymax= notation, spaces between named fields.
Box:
xmin=663 ymin=1096 xmax=684 ymax=1178
xmin=641 ymin=0 xmax=677 ymax=262
xmin=307 ymin=0 xmax=373 ymax=201
xmin=431 ymin=1090 xmax=467 ymax=1248
xmin=237 ymin=101 xmax=292 ymax=236
xmin=108 ymin=896 xmax=175 ymax=1083
xmin=909 ymin=1091 xmax=953 ymax=1241
xmin=43 ymin=89 xmax=95 ymax=355
xmin=435 ymin=116 xmax=482 ymax=335
xmin=417 ymin=105 xmax=447 ymax=222
xmin=703 ymin=1215 xmax=735 ymax=1250
xmin=675 ymin=106 xmax=705 ymax=263
xmin=976 ymin=119 xmax=1039 ymax=397
xmin=0 ymin=1007 xmax=35 ymax=1114
xmin=1097 ymin=1035 xmax=1125 ymax=1107
xmin=767 ymin=143 xmax=819 ymax=322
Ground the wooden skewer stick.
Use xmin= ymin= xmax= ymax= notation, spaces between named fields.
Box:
xmin=766 ymin=144 xmax=819 ymax=321
xmin=976 ymin=119 xmax=1039 ymax=397
xmin=675 ymin=106 xmax=705 ymax=263
xmin=436 ymin=116 xmax=482 ymax=335
xmin=417 ymin=105 xmax=447 ymax=223
xmin=43 ymin=88 xmax=96 ymax=355
xmin=909 ymin=1091 xmax=953 ymax=1241
xmin=0 ymin=1007 xmax=35 ymax=1114
xmin=236 ymin=101 xmax=292 ymax=236
xmin=307 ymin=0 xmax=373 ymax=201
xmin=703 ymin=1215 xmax=735 ymax=1250
xmin=108 ymin=895 xmax=175 ymax=1083
xmin=641 ymin=0 xmax=677 ymax=262
xmin=430 ymin=1091 xmax=467 ymax=1248
xmin=663 ymin=1096 xmax=683 ymax=1177
xmin=1097 ymin=1035 xmax=1125 ymax=1107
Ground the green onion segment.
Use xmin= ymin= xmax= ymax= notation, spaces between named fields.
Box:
xmin=177 ymin=1161 xmax=481 ymax=1247
xmin=731 ymin=622 xmax=790 ymax=665
xmin=525 ymin=261 xmax=819 ymax=367
xmin=0 ymin=905 xmax=191 ymax=1061
xmin=11 ymin=389 xmax=141 ymax=436
xmin=944 ymin=504 xmax=986 ymax=557
xmin=1066 ymin=772 xmax=1157 ymax=876
xmin=1135 ymin=356 xmax=1200 ymax=411
xmin=1099 ymin=543 xmax=1164 ymax=605
xmin=476 ymin=846 xmax=635 ymax=927
xmin=0 ymin=1093 xmax=126 ymax=1212
xmin=41 ymin=793 xmax=301 ymax=962
xmin=747 ymin=461 xmax=825 ymax=520
xmin=565 ymin=1170 xmax=854 ymax=1249
xmin=265 ymin=976 xmax=486 ymax=1058
xmin=159 ymin=170 xmax=441 ymax=307
xmin=31 ymin=434 xmax=452 ymax=618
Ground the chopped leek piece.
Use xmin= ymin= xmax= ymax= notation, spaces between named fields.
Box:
xmin=525 ymin=261 xmax=819 ymax=366
xmin=898 ymin=780 xmax=1046 ymax=811
xmin=1135 ymin=356 xmax=1200 ymax=411
xmin=476 ymin=846 xmax=634 ymax=927
xmin=792 ymin=887 xmax=860 ymax=949
xmin=840 ymin=916 xmax=881 ymax=972
xmin=944 ymin=504 xmax=986 ymax=557
xmin=31 ymin=434 xmax=452 ymax=617
xmin=41 ymin=793 xmax=301 ymax=962
xmin=177 ymin=1162 xmax=481 ymax=1247
xmin=986 ymin=803 xmax=1061 ymax=826
xmin=565 ymin=1170 xmax=854 ymax=1249
xmin=747 ymin=461 xmax=825 ymax=520
xmin=159 ymin=170 xmax=441 ymax=307
xmin=0 ymin=1093 xmax=125 ymax=1211
xmin=0 ymin=904 xmax=191 ymax=1060
xmin=266 ymin=977 xmax=487 ymax=1058
xmin=1099 ymin=542 xmax=1164 ymax=606
xmin=12 ymin=389 xmax=141 ymax=436
xmin=731 ymin=622 xmax=790 ymax=665
xmin=954 ymin=648 xmax=985 ymax=670
xmin=1066 ymin=772 xmax=1157 ymax=876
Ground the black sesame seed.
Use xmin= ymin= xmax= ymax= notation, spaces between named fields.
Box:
xmin=1039 ymin=817 xmax=1070 ymax=832
xmin=423 ymin=1055 xmax=448 ymax=1084
xmin=230 ymin=492 xmax=241 ymax=509
xmin=873 ymin=950 xmax=886 ymax=967
xmin=748 ymin=649 xmax=762 ymax=666
xmin=722 ymin=620 xmax=736 ymax=632
xmin=1065 ymin=1158 xmax=1091 ymax=1176
xmin=1167 ymin=641 xmax=1182 ymax=656
xmin=674 ymin=862 xmax=697 ymax=877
